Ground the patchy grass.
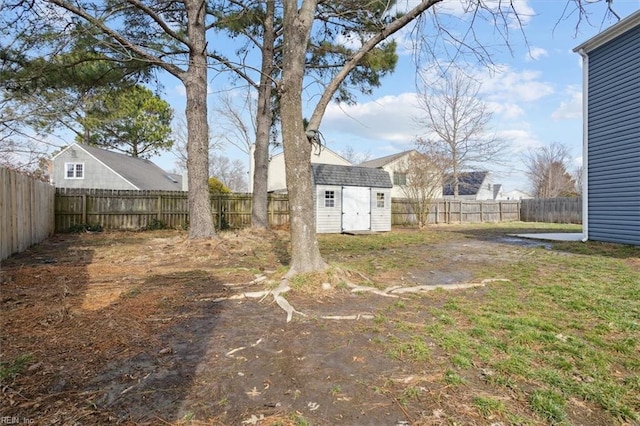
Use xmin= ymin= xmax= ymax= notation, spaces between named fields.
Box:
xmin=320 ymin=224 xmax=640 ymax=424
xmin=2 ymin=223 xmax=638 ymax=425
xmin=0 ymin=354 xmax=32 ymax=382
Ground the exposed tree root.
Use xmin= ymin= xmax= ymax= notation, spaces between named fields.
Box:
xmin=205 ymin=272 xmax=511 ymax=323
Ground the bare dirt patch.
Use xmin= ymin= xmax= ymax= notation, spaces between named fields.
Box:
xmin=1 ymin=227 xmax=629 ymax=425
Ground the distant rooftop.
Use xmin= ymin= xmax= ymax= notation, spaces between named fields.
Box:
xmin=358 ymin=150 xmax=416 ymax=169
xmin=71 ymin=143 xmax=183 ymax=191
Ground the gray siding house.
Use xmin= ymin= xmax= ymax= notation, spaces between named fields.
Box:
xmin=574 ymin=10 xmax=640 ymax=246
xmin=312 ymin=164 xmax=392 ymax=233
xmin=51 ymin=143 xmax=185 ymax=191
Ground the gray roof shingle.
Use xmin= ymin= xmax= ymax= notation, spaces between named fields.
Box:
xmin=78 ymin=144 xmax=183 ymax=191
xmin=312 ymin=164 xmax=392 ymax=188
xmin=442 ymin=171 xmax=488 ymax=196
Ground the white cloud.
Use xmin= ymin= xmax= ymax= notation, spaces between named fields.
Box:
xmin=434 ymin=0 xmax=534 ymax=26
xmin=478 ymin=65 xmax=554 ymax=103
xmin=487 ymin=102 xmax=525 ymax=119
xmin=498 ymin=128 xmax=543 ymax=154
xmin=322 ymin=93 xmax=421 ymax=147
xmin=525 ymin=47 xmax=548 ymax=62
xmin=551 ymin=85 xmax=582 ymax=120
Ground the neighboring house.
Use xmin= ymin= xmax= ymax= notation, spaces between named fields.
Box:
xmin=358 ymin=150 xmax=444 ymax=198
xmin=442 ymin=171 xmax=500 ymax=200
xmin=503 ymin=189 xmax=534 ymax=200
xmin=312 ymin=163 xmax=392 ymax=233
xmin=250 ymin=145 xmax=351 ymax=193
xmin=574 ymin=10 xmax=640 ymax=246
xmin=51 ymin=143 xmax=185 ymax=191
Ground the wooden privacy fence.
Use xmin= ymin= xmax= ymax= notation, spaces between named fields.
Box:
xmin=54 ymin=189 xmax=581 ymax=232
xmin=54 ymin=189 xmax=289 ymax=232
xmin=1 ymin=167 xmax=56 ymax=261
xmin=392 ymin=198 xmax=521 ymax=225
xmin=520 ymin=197 xmax=582 ymax=224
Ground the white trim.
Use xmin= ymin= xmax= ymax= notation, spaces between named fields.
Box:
xmin=577 ymin=48 xmax=589 ymax=243
xmin=573 ymin=10 xmax=640 ymax=53
xmin=64 ymin=162 xmax=85 ymax=179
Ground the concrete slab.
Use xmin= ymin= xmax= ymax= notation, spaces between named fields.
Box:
xmin=510 ymin=233 xmax=584 ymax=242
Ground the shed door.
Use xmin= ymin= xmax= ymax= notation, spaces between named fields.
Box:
xmin=342 ymin=187 xmax=371 ymax=231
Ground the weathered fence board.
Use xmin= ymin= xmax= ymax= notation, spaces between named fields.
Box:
xmin=520 ymin=197 xmax=582 ymax=224
xmin=54 ymin=189 xmax=290 ymax=232
xmin=1 ymin=168 xmax=56 ymax=260
xmin=54 ymin=188 xmax=581 ymax=232
xmin=391 ymin=199 xmax=521 ymax=225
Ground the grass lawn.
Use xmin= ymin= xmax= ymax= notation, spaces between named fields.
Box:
xmin=317 ymin=223 xmax=639 ymax=425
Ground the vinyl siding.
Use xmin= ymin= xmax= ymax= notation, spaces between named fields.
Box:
xmin=315 ymin=185 xmax=343 ymax=233
xmin=315 ymin=185 xmax=392 ymax=233
xmin=587 ymin=23 xmax=640 ymax=245
xmin=370 ymin=188 xmax=392 ymax=231
xmin=52 ymin=149 xmax=135 ymax=190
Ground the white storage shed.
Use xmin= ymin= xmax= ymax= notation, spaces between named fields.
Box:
xmin=312 ymin=164 xmax=393 ymax=234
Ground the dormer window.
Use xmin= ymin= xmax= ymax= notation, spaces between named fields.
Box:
xmin=65 ymin=163 xmax=84 ymax=179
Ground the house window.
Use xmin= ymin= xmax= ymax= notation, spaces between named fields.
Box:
xmin=65 ymin=163 xmax=84 ymax=179
xmin=324 ymin=190 xmax=335 ymax=208
xmin=393 ymin=172 xmax=407 ymax=186
xmin=376 ymin=192 xmax=385 ymax=208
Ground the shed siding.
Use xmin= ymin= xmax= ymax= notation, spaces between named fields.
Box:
xmin=53 ymin=149 xmax=135 ymax=190
xmin=315 ymin=185 xmax=343 ymax=233
xmin=371 ymin=188 xmax=392 ymax=231
xmin=587 ymin=24 xmax=640 ymax=245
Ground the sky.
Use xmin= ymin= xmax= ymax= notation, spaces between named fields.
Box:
xmin=148 ymin=0 xmax=640 ymax=194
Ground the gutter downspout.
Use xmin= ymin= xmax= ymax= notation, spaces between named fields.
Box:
xmin=577 ymin=48 xmax=589 ymax=243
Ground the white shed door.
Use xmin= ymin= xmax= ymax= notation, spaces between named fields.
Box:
xmin=342 ymin=187 xmax=371 ymax=232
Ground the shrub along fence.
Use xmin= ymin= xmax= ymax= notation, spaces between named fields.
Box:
xmin=1 ymin=167 xmax=56 ymax=261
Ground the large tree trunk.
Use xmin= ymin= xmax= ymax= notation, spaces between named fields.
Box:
xmin=280 ymin=0 xmax=326 ymax=276
xmin=184 ymin=0 xmax=215 ymax=239
xmin=251 ymin=0 xmax=276 ymax=230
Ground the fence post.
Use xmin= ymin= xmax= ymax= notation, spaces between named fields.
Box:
xmin=82 ymin=194 xmax=87 ymax=224
xmin=217 ymin=194 xmax=223 ymax=229
xmin=157 ymin=195 xmax=162 ymax=221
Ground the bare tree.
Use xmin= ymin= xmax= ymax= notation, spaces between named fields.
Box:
xmin=212 ymin=91 xmax=256 ymax=157
xmin=414 ymin=68 xmax=506 ymax=199
xmin=171 ymin=114 xmax=224 ymax=173
xmin=209 ymin=154 xmax=247 ymax=193
xmin=398 ymin=151 xmax=447 ymax=228
xmin=573 ymin=164 xmax=583 ymax=196
xmin=524 ymin=143 xmax=578 ymax=198
xmin=340 ymin=146 xmax=371 ymax=165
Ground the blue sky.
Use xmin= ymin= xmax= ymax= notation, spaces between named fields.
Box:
xmin=150 ymin=0 xmax=640 ymax=193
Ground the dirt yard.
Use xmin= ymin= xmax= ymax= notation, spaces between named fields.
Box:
xmin=0 ymin=226 xmax=634 ymax=425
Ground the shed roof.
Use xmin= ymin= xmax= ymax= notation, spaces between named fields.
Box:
xmin=443 ymin=171 xmax=488 ymax=196
xmin=58 ymin=143 xmax=183 ymax=191
xmin=312 ymin=164 xmax=392 ymax=188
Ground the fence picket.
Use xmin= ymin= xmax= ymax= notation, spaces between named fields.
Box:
xmin=1 ymin=168 xmax=55 ymax=261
